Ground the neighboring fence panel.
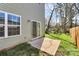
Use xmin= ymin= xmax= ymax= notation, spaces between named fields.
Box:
xmin=70 ymin=27 xmax=79 ymax=48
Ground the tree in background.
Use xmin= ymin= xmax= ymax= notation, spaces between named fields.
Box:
xmin=45 ymin=3 xmax=79 ymax=34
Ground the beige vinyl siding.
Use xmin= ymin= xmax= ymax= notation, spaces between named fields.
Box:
xmin=0 ymin=3 xmax=45 ymax=50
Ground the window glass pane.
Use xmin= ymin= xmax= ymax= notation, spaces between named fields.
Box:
xmin=8 ymin=14 xmax=13 ymax=25
xmin=17 ymin=17 xmax=20 ymax=25
xmin=8 ymin=14 xmax=20 ymax=25
xmin=8 ymin=26 xmax=20 ymax=36
xmin=0 ymin=26 xmax=4 ymax=37
xmin=0 ymin=12 xmax=5 ymax=24
xmin=32 ymin=22 xmax=37 ymax=38
xmin=37 ymin=23 xmax=40 ymax=36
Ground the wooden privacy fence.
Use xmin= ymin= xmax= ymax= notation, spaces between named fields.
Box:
xmin=70 ymin=27 xmax=79 ymax=48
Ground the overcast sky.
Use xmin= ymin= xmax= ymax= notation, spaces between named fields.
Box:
xmin=45 ymin=3 xmax=60 ymax=25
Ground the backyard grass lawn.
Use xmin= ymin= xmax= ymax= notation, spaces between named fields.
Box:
xmin=0 ymin=43 xmax=49 ymax=56
xmin=46 ymin=33 xmax=79 ymax=56
xmin=0 ymin=33 xmax=79 ymax=56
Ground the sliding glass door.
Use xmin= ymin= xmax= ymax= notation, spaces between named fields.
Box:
xmin=32 ymin=21 xmax=40 ymax=38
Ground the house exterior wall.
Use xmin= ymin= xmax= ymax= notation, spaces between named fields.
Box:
xmin=0 ymin=3 xmax=45 ymax=50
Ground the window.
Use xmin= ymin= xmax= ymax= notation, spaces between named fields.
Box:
xmin=0 ymin=12 xmax=5 ymax=37
xmin=0 ymin=12 xmax=5 ymax=24
xmin=8 ymin=26 xmax=20 ymax=36
xmin=8 ymin=14 xmax=20 ymax=25
xmin=32 ymin=21 xmax=40 ymax=38
xmin=0 ymin=26 xmax=4 ymax=37
xmin=8 ymin=14 xmax=20 ymax=36
xmin=0 ymin=10 xmax=21 ymax=38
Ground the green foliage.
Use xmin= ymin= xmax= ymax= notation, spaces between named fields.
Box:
xmin=0 ymin=43 xmax=49 ymax=56
xmin=0 ymin=33 xmax=79 ymax=56
xmin=45 ymin=33 xmax=79 ymax=56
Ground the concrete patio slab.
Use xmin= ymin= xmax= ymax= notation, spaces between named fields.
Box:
xmin=30 ymin=37 xmax=61 ymax=55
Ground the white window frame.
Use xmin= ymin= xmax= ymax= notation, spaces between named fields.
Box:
xmin=31 ymin=20 xmax=41 ymax=40
xmin=0 ymin=10 xmax=21 ymax=39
